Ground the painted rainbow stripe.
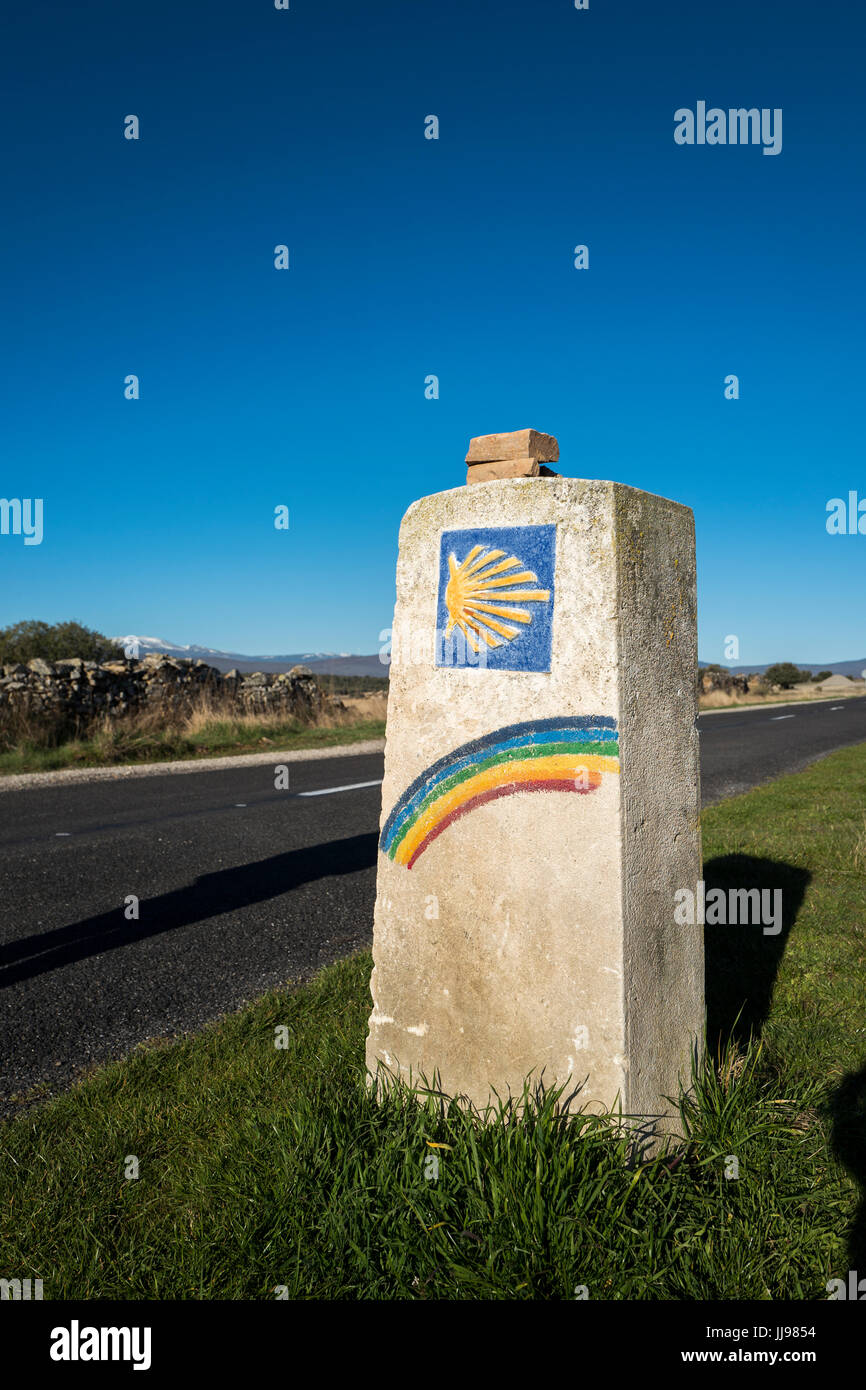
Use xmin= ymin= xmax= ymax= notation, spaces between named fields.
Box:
xmin=380 ymin=716 xmax=620 ymax=870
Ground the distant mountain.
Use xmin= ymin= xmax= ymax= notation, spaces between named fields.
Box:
xmin=115 ymin=637 xmax=865 ymax=682
xmin=302 ymin=654 xmax=389 ymax=678
xmin=699 ymin=658 xmax=866 ymax=678
xmin=111 ymin=635 xmax=388 ymax=678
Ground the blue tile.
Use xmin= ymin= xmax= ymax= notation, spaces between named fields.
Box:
xmin=435 ymin=525 xmax=556 ymax=672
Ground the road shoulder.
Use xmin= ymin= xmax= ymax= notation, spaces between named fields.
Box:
xmin=0 ymin=738 xmax=387 ymax=794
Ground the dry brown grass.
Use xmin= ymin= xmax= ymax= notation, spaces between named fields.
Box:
xmin=0 ymin=688 xmax=364 ymax=758
xmin=0 ymin=702 xmax=81 ymax=751
xmin=337 ymin=692 xmax=389 ymax=721
xmin=178 ymin=690 xmax=354 ymax=734
xmin=698 ymin=687 xmax=866 ymax=710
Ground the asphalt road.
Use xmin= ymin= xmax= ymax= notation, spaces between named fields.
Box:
xmin=2 ymin=698 xmax=865 ymax=1114
xmin=698 ymin=697 xmax=866 ymax=803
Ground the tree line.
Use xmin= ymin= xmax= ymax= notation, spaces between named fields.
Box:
xmin=702 ymin=661 xmax=834 ymax=688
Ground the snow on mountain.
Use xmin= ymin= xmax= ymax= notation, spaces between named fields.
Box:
xmin=113 ymin=635 xmax=313 ymax=661
xmin=110 ymin=636 xmax=385 ymax=677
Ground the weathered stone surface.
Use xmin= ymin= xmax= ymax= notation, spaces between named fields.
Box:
xmin=366 ymin=474 xmax=702 ymax=1140
xmin=466 ymin=457 xmax=540 ymax=484
xmin=465 ymin=429 xmax=559 ymax=464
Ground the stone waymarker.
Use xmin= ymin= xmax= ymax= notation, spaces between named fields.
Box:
xmin=367 ymin=429 xmax=703 ymax=1139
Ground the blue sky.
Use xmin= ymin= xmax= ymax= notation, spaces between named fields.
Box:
xmin=1 ymin=0 xmax=864 ymax=663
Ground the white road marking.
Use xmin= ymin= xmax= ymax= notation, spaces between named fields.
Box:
xmin=55 ymin=832 xmax=71 ymax=836
xmin=830 ymin=706 xmax=843 ymax=711
xmin=771 ymin=715 xmax=794 ymax=721
xmin=234 ymin=803 xmax=247 ymax=807
xmin=298 ymin=779 xmax=383 ymax=797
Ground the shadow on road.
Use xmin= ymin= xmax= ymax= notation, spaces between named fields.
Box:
xmin=0 ymin=831 xmax=378 ymax=987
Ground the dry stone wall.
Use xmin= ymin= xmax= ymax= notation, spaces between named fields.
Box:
xmin=0 ymin=655 xmax=327 ymax=723
xmin=697 ymin=669 xmax=750 ymax=696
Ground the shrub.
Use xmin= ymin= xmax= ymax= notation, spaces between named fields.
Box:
xmin=764 ymin=662 xmax=810 ymax=689
xmin=0 ymin=620 xmax=123 ymax=665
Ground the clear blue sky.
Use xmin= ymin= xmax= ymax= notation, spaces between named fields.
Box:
xmin=2 ymin=0 xmax=864 ymax=663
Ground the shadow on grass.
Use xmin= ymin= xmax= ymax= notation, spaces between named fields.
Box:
xmin=828 ymin=1066 xmax=866 ymax=1272
xmin=704 ymin=852 xmax=866 ymax=1273
xmin=703 ymin=853 xmax=809 ymax=1049
xmin=0 ymin=831 xmax=378 ymax=987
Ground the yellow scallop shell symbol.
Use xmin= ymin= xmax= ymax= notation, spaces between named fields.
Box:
xmin=444 ymin=545 xmax=551 ymax=653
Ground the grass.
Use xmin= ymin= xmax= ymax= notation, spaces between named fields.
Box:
xmin=1 ymin=745 xmax=865 ymax=1299
xmin=699 ymin=688 xmax=866 ymax=710
xmin=0 ymin=704 xmax=386 ymax=776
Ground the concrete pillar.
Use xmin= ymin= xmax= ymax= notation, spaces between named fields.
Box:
xmin=366 ymin=431 xmax=703 ymax=1140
